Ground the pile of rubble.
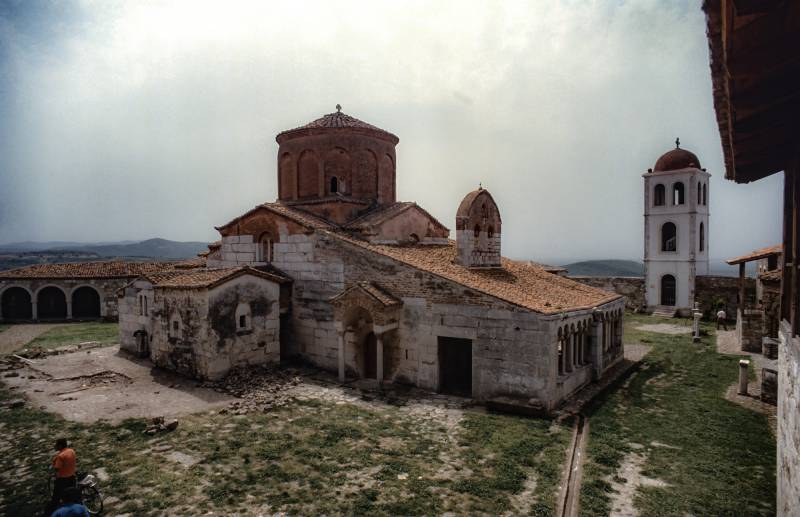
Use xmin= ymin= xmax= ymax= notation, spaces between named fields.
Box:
xmin=208 ymin=365 xmax=304 ymax=415
xmin=15 ymin=341 xmax=104 ymax=359
xmin=144 ymin=416 xmax=179 ymax=435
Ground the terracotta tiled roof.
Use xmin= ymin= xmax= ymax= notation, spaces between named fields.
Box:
xmin=0 ymin=261 xmax=176 ymax=280
xmin=345 ymin=202 xmax=449 ymax=232
xmin=726 ymin=245 xmax=782 ymax=265
xmin=327 ymin=235 xmax=620 ymax=314
xmin=276 ymin=109 xmax=399 ymax=144
xmin=759 ymin=269 xmax=782 ymax=282
xmin=143 ymin=267 xmax=289 ymax=289
xmin=174 ymin=256 xmax=207 ymax=269
xmin=331 ymin=281 xmax=402 ymax=308
xmin=216 ymin=203 xmax=335 ymax=231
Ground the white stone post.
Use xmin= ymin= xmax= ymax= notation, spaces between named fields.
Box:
xmin=693 ymin=311 xmax=702 ymax=343
xmin=738 ymin=359 xmax=749 ymax=395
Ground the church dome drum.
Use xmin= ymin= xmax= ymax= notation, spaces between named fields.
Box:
xmin=275 ymin=106 xmax=399 ymax=206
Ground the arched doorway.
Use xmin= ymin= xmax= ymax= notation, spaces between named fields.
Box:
xmin=363 ymin=332 xmax=377 ymax=379
xmin=661 ymin=275 xmax=677 ymax=306
xmin=72 ymin=286 xmax=101 ymax=319
xmin=1 ymin=287 xmax=32 ymax=320
xmin=37 ymin=286 xmax=67 ymax=320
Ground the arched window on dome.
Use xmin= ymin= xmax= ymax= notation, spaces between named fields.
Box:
xmin=473 ymin=224 xmax=481 ymax=240
xmin=654 ymin=184 xmax=665 ymax=206
xmin=697 ymin=181 xmax=702 ymax=204
xmin=699 ymin=222 xmax=705 ymax=252
xmin=330 ymin=176 xmax=339 ymax=194
xmin=672 ymin=182 xmax=685 ymax=205
xmin=661 ymin=222 xmax=677 ymax=252
xmin=487 ymin=225 xmax=494 ymax=239
xmin=703 ymin=183 xmax=707 ymax=205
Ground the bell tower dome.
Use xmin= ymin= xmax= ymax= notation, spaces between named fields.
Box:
xmin=643 ymin=139 xmax=711 ymax=315
xmin=456 ymin=187 xmax=502 ymax=268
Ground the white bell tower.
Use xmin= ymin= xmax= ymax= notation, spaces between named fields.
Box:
xmin=643 ymin=139 xmax=710 ymax=316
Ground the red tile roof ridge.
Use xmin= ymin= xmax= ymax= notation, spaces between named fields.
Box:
xmin=323 ymin=231 xmax=620 ymax=314
xmin=142 ymin=266 xmax=289 ymax=289
xmin=0 ymin=260 xmax=177 ymax=279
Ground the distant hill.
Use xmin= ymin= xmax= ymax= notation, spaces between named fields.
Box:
xmin=0 ymin=238 xmax=209 ymax=272
xmin=562 ymin=260 xmax=644 ymax=277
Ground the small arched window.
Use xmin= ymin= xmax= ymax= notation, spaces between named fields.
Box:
xmin=408 ymin=233 xmax=420 ymax=243
xmin=699 ymin=222 xmax=705 ymax=252
xmin=473 ymin=224 xmax=481 ymax=239
xmin=653 ymin=184 xmax=665 ymax=206
xmin=257 ymin=233 xmax=273 ymax=263
xmin=487 ymin=226 xmax=494 ymax=239
xmin=169 ymin=312 xmax=182 ymax=339
xmin=235 ymin=303 xmax=252 ymax=332
xmin=661 ymin=222 xmax=677 ymax=252
xmin=481 ymin=203 xmax=488 ymax=219
xmin=330 ymin=176 xmax=338 ymax=194
xmin=673 ymin=182 xmax=685 ymax=205
xmin=703 ymin=183 xmax=707 ymax=205
xmin=143 ymin=296 xmax=148 ymax=316
xmin=697 ymin=181 xmax=702 ymax=204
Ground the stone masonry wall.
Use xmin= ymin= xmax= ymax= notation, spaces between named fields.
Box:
xmin=777 ymin=322 xmax=800 ymax=516
xmin=695 ymin=275 xmax=753 ymax=319
xmin=276 ymin=232 xmax=624 ymax=409
xmin=568 ymin=277 xmax=645 ymax=310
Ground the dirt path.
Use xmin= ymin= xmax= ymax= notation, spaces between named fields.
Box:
xmin=0 ymin=324 xmax=63 ymax=355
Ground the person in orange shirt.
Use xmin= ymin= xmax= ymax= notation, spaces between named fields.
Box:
xmin=45 ymin=438 xmax=78 ymax=516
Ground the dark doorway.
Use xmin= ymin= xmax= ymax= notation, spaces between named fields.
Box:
xmin=38 ymin=287 xmax=67 ymax=320
xmin=72 ymin=286 xmax=101 ymax=319
xmin=363 ymin=332 xmax=377 ymax=379
xmin=1 ymin=287 xmax=32 ymax=320
xmin=438 ymin=336 xmax=472 ymax=397
xmin=661 ymin=275 xmax=677 ymax=306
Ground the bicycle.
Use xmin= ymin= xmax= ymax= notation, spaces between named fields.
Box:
xmin=46 ymin=469 xmax=104 ymax=516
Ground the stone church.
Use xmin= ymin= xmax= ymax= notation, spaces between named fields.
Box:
xmin=119 ymin=107 xmax=625 ymax=412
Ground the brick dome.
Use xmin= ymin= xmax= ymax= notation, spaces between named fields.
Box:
xmin=653 ymin=147 xmax=702 ymax=172
xmin=276 ymin=107 xmax=399 ymax=145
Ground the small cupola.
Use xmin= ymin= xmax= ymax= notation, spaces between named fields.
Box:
xmin=455 ymin=186 xmax=502 ymax=268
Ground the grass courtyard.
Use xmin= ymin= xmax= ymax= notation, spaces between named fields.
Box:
xmin=579 ymin=313 xmax=776 ymax=516
xmin=26 ymin=322 xmax=119 ymax=350
xmin=0 ymin=314 xmax=778 ymax=516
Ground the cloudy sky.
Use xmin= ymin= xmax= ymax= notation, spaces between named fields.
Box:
xmin=0 ymin=0 xmax=782 ymax=265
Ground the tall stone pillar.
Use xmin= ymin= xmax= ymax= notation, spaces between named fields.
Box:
xmin=376 ymin=333 xmax=384 ymax=383
xmin=591 ymin=319 xmax=603 ymax=379
xmin=565 ymin=334 xmax=573 ymax=373
xmin=66 ymin=300 xmax=73 ymax=320
xmin=336 ymin=325 xmax=346 ymax=382
xmin=32 ymin=301 xmax=38 ymax=322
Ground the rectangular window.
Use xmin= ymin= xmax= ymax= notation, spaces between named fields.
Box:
xmin=239 ymin=315 xmax=247 ymax=329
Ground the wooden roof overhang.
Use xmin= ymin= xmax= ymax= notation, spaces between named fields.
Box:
xmin=704 ymin=0 xmax=800 ymax=183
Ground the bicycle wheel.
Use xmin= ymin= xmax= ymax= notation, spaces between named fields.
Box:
xmin=81 ymin=485 xmax=103 ymax=516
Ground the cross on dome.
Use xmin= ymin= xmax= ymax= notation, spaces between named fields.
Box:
xmin=675 ymin=137 xmax=681 ymax=149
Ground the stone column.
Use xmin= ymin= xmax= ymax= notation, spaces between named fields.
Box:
xmin=738 ymin=359 xmax=749 ymax=395
xmin=336 ymin=324 xmax=346 ymax=383
xmin=565 ymin=333 xmax=573 ymax=373
xmin=32 ymin=301 xmax=38 ymax=321
xmin=591 ymin=319 xmax=602 ymax=379
xmin=376 ymin=333 xmax=384 ymax=383
xmin=66 ymin=300 xmax=72 ymax=320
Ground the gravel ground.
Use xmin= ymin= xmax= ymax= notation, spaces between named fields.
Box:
xmin=0 ymin=324 xmax=64 ymax=355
